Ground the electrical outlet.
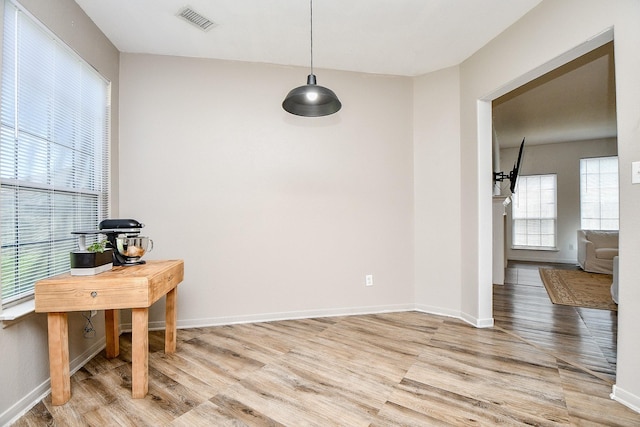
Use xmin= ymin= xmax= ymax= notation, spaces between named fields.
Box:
xmin=365 ymin=274 xmax=373 ymax=286
xmin=633 ymin=161 xmax=640 ymax=184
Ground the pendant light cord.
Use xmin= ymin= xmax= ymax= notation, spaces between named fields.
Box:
xmin=310 ymin=0 xmax=314 ymax=76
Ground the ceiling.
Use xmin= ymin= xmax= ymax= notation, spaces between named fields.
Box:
xmin=493 ymin=42 xmax=617 ymax=148
xmin=73 ymin=0 xmax=616 ymax=147
xmin=73 ymin=0 xmax=542 ymax=77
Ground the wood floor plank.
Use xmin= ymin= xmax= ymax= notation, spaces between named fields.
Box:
xmin=380 ymin=378 xmax=567 ymax=426
xmin=405 ymin=352 xmax=569 ymax=424
xmin=169 ymin=400 xmax=253 ymax=427
xmin=212 ymin=364 xmax=375 ymax=427
xmin=148 ymin=352 xmax=221 ymax=400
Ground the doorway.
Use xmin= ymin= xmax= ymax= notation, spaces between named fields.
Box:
xmin=483 ymin=28 xmax=618 ymax=377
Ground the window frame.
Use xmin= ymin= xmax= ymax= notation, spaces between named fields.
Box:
xmin=0 ymin=0 xmax=111 ymax=308
xmin=511 ymin=173 xmax=558 ymax=251
xmin=580 ymin=156 xmax=619 ymax=231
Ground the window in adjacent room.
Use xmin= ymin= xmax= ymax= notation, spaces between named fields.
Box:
xmin=0 ymin=0 xmax=111 ymax=307
xmin=580 ymin=156 xmax=619 ymax=230
xmin=511 ymin=174 xmax=557 ymax=250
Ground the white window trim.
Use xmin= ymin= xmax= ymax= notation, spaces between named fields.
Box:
xmin=0 ymin=0 xmax=111 ymax=319
xmin=580 ymin=156 xmax=619 ymax=231
xmin=511 ymin=174 xmax=558 ymax=251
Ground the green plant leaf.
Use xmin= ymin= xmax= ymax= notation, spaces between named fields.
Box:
xmin=87 ymin=240 xmax=108 ymax=253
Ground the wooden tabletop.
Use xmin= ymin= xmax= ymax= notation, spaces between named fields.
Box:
xmin=35 ymin=259 xmax=184 ymax=313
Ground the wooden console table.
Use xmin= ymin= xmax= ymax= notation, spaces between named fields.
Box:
xmin=35 ymin=259 xmax=184 ymax=405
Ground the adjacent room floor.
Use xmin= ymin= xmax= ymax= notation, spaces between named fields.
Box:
xmin=12 ymin=261 xmax=639 ymax=426
xmin=495 ymin=260 xmax=618 ymax=382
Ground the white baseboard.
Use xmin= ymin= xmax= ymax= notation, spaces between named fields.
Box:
xmin=413 ymin=304 xmax=460 ymax=320
xmin=508 ymin=256 xmax=578 ymax=265
xmin=120 ymin=303 xmax=417 ymax=332
xmin=119 ymin=304 xmax=489 ymax=332
xmin=1 ymin=337 xmax=106 ymax=427
xmin=611 ymin=384 xmax=640 ymax=414
xmin=121 ymin=305 xmax=494 ymax=333
xmin=412 ymin=304 xmax=494 ymax=328
xmin=460 ymin=312 xmax=494 ymax=328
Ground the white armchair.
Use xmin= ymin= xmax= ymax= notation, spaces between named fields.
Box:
xmin=577 ymin=230 xmax=618 ymax=274
xmin=611 ymin=256 xmax=619 ymax=304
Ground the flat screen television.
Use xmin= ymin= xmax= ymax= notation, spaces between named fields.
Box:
xmin=494 ymin=138 xmax=525 ymax=194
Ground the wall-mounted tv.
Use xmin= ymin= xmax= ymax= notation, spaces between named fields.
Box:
xmin=494 ymin=137 xmax=525 ymax=194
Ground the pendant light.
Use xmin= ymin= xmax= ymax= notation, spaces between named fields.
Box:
xmin=282 ymin=0 xmax=341 ymax=117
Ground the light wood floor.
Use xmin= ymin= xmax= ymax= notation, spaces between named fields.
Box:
xmin=13 ymin=262 xmax=640 ymax=426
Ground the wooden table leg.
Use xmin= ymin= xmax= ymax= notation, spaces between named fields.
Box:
xmin=131 ymin=307 xmax=149 ymax=398
xmin=47 ymin=313 xmax=71 ymax=405
xmin=105 ymin=309 xmax=119 ymax=358
xmin=165 ymin=287 xmax=178 ymax=353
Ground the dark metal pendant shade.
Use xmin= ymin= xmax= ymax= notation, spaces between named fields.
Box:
xmin=282 ymin=74 xmax=342 ymax=117
xmin=282 ymin=0 xmax=341 ymax=117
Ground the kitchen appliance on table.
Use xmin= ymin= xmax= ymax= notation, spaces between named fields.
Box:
xmin=70 ymin=219 xmax=153 ymax=275
xmin=99 ymin=219 xmax=153 ymax=266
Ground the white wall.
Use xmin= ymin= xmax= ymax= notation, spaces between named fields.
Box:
xmin=458 ymin=0 xmax=640 ymax=411
xmin=118 ymin=54 xmax=415 ymax=327
xmin=413 ymin=66 xmax=462 ymax=317
xmin=0 ymin=0 xmax=120 ymax=424
xmin=501 ymin=138 xmax=617 ymax=264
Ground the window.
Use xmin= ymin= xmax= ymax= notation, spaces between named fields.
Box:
xmin=0 ymin=1 xmax=110 ymax=306
xmin=512 ymin=174 xmax=557 ymax=250
xmin=580 ymin=156 xmax=618 ymax=230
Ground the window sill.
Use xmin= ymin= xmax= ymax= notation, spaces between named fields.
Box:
xmin=512 ymin=246 xmax=559 ymax=252
xmin=1 ymin=299 xmax=36 ymax=327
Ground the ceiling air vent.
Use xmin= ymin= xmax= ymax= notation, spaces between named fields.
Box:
xmin=177 ymin=7 xmax=216 ymax=32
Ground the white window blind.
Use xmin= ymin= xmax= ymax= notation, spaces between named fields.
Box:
xmin=580 ymin=156 xmax=618 ymax=230
xmin=512 ymin=174 xmax=557 ymax=250
xmin=1 ymin=0 xmax=110 ymax=305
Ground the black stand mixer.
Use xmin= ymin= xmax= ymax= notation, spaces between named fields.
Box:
xmin=99 ymin=219 xmax=153 ymax=266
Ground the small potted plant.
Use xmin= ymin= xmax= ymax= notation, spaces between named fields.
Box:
xmin=70 ymin=239 xmax=114 ymax=275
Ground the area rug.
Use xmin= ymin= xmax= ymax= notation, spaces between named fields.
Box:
xmin=538 ymin=268 xmax=617 ymax=311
